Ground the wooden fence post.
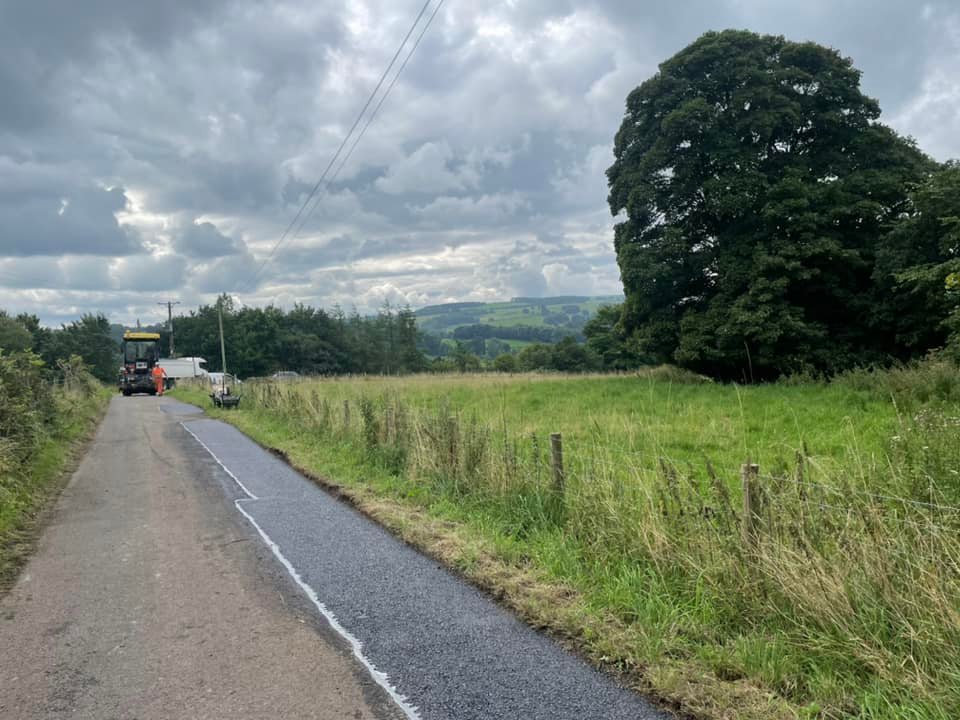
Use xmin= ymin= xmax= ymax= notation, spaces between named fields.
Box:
xmin=741 ymin=462 xmax=760 ymax=548
xmin=343 ymin=399 xmax=350 ymax=429
xmin=550 ymin=433 xmax=565 ymax=496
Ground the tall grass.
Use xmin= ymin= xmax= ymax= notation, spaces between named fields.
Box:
xmin=185 ymin=365 xmax=960 ymax=718
xmin=0 ymin=352 xmax=106 ymax=584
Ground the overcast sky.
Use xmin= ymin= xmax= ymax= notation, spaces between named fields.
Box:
xmin=1 ymin=0 xmax=958 ymax=326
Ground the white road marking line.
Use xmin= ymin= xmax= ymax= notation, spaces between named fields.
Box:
xmin=179 ymin=422 xmax=259 ymax=500
xmin=179 ymin=420 xmax=420 ymax=720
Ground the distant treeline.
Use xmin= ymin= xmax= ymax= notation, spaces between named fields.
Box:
xmin=509 ymin=295 xmax=617 ymax=304
xmin=0 ymin=311 xmax=117 ymax=383
xmin=450 ymin=324 xmax=574 ymax=343
xmin=172 ymin=296 xmax=425 ymax=378
xmin=415 ymin=301 xmax=487 ymax=317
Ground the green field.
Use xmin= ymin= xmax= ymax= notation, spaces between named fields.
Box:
xmin=261 ymin=372 xmax=895 ymax=474
xmin=174 ymin=364 xmax=960 ymax=720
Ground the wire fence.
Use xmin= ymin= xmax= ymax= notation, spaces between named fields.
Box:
xmin=234 ymin=380 xmax=960 ymax=545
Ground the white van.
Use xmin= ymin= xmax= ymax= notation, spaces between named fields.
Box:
xmin=157 ymin=357 xmax=209 ymax=389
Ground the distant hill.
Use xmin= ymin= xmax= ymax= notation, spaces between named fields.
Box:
xmin=414 ymin=295 xmax=622 ymax=335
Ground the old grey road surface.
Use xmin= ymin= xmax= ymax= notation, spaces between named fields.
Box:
xmin=0 ymin=397 xmax=403 ymax=720
xmin=0 ymin=396 xmax=669 ymax=720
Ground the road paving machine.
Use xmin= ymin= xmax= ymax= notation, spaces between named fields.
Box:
xmin=119 ymin=331 xmax=161 ymax=396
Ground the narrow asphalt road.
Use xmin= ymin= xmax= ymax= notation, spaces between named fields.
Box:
xmin=0 ymin=395 xmax=670 ymax=720
xmin=0 ymin=396 xmax=403 ymax=720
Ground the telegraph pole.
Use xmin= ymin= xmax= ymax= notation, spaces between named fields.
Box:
xmin=157 ymin=300 xmax=181 ymax=357
xmin=217 ymin=302 xmax=228 ymax=391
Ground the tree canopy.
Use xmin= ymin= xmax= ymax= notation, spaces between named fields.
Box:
xmin=607 ymin=29 xmax=938 ymax=379
xmin=0 ymin=311 xmax=118 ymax=383
xmin=891 ymin=163 xmax=960 ymax=358
xmin=171 ymin=297 xmax=426 ymax=378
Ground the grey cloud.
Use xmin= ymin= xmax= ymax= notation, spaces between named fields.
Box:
xmin=173 ymin=221 xmax=244 ymax=259
xmin=0 ymin=1 xmax=234 ymax=132
xmin=0 ymin=253 xmax=181 ymax=293
xmin=189 ymin=251 xmax=260 ymax=293
xmin=0 ymin=179 xmax=142 ymax=257
xmin=501 ymin=261 xmax=549 ymax=298
xmin=111 ymin=254 xmax=187 ymax=291
xmin=375 ymin=141 xmax=475 ymax=195
xmin=60 ymin=257 xmax=114 ymax=291
xmin=266 ymin=234 xmax=435 ymax=272
xmin=411 ymin=193 xmax=530 ymax=227
xmin=0 ymin=257 xmax=61 ymax=289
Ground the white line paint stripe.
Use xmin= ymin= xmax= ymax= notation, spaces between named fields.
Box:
xmin=179 ymin=421 xmax=259 ymax=500
xmin=179 ymin=420 xmax=420 ymax=720
xmin=232 ymin=499 xmax=421 ymax=719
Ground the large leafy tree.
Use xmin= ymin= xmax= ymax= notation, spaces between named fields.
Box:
xmin=584 ymin=305 xmax=642 ymax=369
xmin=890 ymin=164 xmax=960 ymax=356
xmin=608 ymin=30 xmax=933 ymax=379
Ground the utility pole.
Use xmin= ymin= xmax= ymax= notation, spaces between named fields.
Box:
xmin=157 ymin=300 xmax=181 ymax=357
xmin=217 ymin=302 xmax=227 ymax=391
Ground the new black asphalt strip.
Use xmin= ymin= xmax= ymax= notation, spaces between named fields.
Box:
xmin=164 ymin=400 xmax=668 ymax=720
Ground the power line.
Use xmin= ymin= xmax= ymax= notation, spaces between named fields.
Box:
xmin=331 ymin=0 xmax=445 ymax=185
xmin=244 ymin=0 xmax=438 ymax=293
xmin=302 ymin=0 xmax=447 ymax=279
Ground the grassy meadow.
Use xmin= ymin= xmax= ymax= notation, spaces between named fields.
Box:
xmin=174 ymin=363 xmax=960 ymax=720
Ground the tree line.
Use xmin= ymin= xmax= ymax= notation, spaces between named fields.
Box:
xmin=0 ymin=311 xmax=117 ymax=383
xmin=171 ymin=296 xmax=426 ymax=378
xmin=450 ymin=324 xmax=575 ymax=343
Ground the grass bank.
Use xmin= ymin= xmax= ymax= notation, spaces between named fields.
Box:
xmin=173 ymin=364 xmax=960 ymax=720
xmin=0 ymin=379 xmax=111 ymax=590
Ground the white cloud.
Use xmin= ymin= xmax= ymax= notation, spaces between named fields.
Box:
xmin=375 ymin=140 xmax=476 ymax=195
xmin=411 ymin=192 xmax=530 ymax=225
xmin=889 ymin=8 xmax=960 ymax=160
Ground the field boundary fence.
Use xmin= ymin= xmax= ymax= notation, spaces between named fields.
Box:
xmin=206 ymin=380 xmax=960 ymax=569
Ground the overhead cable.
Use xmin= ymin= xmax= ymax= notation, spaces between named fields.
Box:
xmin=244 ymin=0 xmax=438 ymax=292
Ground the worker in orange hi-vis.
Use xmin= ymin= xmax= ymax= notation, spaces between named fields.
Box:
xmin=151 ymin=364 xmax=167 ymax=396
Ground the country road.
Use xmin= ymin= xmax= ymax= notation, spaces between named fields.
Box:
xmin=0 ymin=396 xmax=668 ymax=720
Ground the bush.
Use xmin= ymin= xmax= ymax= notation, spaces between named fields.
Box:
xmin=0 ymin=350 xmax=100 ymax=523
xmin=492 ymin=353 xmax=518 ymax=373
xmin=836 ymin=357 xmax=960 ymax=409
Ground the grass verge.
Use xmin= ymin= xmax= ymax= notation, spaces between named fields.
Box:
xmin=0 ymin=387 xmax=111 ymax=593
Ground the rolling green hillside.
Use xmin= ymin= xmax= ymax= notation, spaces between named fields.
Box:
xmin=414 ymin=295 xmax=622 ymax=335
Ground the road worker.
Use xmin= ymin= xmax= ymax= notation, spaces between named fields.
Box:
xmin=151 ymin=364 xmax=167 ymax=396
